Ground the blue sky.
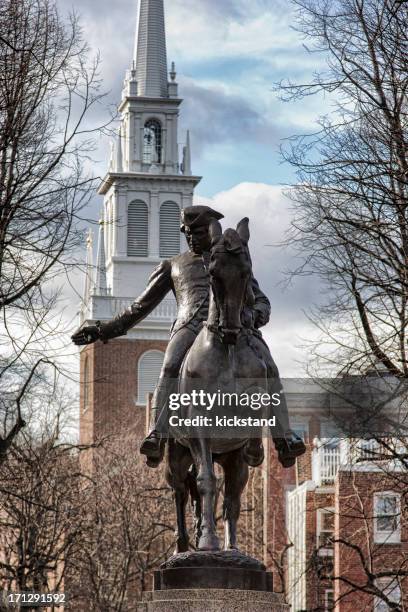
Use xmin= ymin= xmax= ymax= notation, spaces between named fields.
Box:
xmin=58 ymin=0 xmax=329 ymax=375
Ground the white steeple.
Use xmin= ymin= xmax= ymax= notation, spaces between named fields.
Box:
xmin=133 ymin=0 xmax=168 ymax=98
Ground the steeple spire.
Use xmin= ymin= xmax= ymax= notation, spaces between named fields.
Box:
xmin=134 ymin=0 xmax=168 ymax=98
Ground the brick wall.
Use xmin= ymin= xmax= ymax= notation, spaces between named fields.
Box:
xmin=335 ymin=469 xmax=408 ymax=611
xmin=305 ymin=489 xmax=335 ymax=611
xmin=79 ymin=338 xmax=168 ymax=471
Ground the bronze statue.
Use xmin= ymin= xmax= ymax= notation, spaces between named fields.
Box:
xmin=166 ymin=217 xmax=304 ymax=552
xmin=72 ymin=206 xmax=305 ymax=471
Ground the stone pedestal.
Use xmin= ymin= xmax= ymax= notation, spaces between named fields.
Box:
xmin=137 ymin=551 xmax=289 ymax=612
xmin=137 ymin=588 xmax=289 ymax=612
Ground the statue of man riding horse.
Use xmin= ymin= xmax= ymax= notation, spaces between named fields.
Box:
xmin=72 ymin=206 xmax=305 ymax=552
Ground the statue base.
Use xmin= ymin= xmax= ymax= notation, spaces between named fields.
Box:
xmin=155 ymin=550 xmax=272 ymax=591
xmin=137 ymin=589 xmax=289 ymax=612
xmin=137 ymin=551 xmax=289 ymax=611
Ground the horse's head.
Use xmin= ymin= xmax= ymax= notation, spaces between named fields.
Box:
xmin=208 ymin=217 xmax=253 ymax=345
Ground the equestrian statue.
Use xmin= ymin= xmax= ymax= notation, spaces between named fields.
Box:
xmin=72 ymin=206 xmax=305 ymax=552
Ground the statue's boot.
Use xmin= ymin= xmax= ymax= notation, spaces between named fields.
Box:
xmin=140 ymin=428 xmax=164 ymax=461
xmin=271 ymin=392 xmax=306 ymax=467
xmin=140 ymin=379 xmax=172 ymax=466
xmin=243 ymin=438 xmax=264 ymax=467
xmin=274 ymin=431 xmax=306 ymax=468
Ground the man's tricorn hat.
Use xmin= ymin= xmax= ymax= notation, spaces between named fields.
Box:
xmin=180 ymin=206 xmax=224 ymax=233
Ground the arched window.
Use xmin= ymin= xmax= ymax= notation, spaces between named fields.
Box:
xmin=127 ymin=200 xmax=148 ymax=256
xmin=143 ymin=119 xmax=162 ymax=164
xmin=83 ymin=357 xmax=89 ymax=411
xmin=137 ymin=350 xmax=164 ymax=405
xmin=160 ymin=201 xmax=180 ymax=257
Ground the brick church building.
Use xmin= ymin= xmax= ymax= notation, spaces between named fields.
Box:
xmin=78 ymin=1 xmax=407 ymax=609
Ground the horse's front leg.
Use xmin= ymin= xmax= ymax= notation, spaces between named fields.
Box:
xmin=220 ymin=448 xmax=249 ymax=550
xmin=189 ymin=438 xmax=220 ymax=551
xmin=166 ymin=439 xmax=192 ymax=554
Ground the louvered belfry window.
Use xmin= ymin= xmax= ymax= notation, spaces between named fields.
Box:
xmin=160 ymin=201 xmax=180 ymax=258
xmin=127 ymin=200 xmax=148 ymax=256
xmin=137 ymin=350 xmax=164 ymax=405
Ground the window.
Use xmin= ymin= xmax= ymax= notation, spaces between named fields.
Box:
xmin=137 ymin=351 xmax=164 ymax=405
xmin=83 ymin=357 xmax=90 ymax=412
xmin=374 ymin=578 xmax=401 ymax=611
xmin=160 ymin=201 xmax=180 ymax=257
xmin=143 ymin=119 xmax=162 ymax=164
xmin=127 ymin=200 xmax=148 ymax=256
xmin=324 ymin=589 xmax=334 ymax=611
xmin=317 ymin=508 xmax=335 ymax=554
xmin=374 ymin=492 xmax=401 ymax=544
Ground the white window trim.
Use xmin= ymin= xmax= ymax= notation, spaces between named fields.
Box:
xmin=324 ymin=588 xmax=334 ymax=611
xmin=373 ymin=491 xmax=401 ymax=544
xmin=317 ymin=507 xmax=335 ymax=556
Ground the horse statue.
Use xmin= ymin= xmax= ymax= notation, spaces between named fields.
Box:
xmin=166 ymin=217 xmax=274 ymax=553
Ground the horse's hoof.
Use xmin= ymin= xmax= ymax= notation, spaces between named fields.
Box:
xmin=175 ymin=540 xmax=189 ymax=554
xmin=198 ymin=534 xmax=220 ymax=551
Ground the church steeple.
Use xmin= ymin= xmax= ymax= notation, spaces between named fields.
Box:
xmin=93 ymin=0 xmax=201 ymax=302
xmin=133 ymin=0 xmax=168 ymax=98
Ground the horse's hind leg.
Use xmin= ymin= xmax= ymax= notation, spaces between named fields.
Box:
xmin=166 ymin=439 xmax=193 ymax=554
xmin=189 ymin=438 xmax=220 ymax=551
xmin=219 ymin=448 xmax=249 ymax=550
xmin=187 ymin=464 xmax=202 ymax=548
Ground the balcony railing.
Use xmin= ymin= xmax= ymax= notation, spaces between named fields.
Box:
xmin=311 ymin=437 xmax=394 ymax=485
xmin=312 ymin=438 xmax=343 ymax=486
xmin=80 ymin=296 xmax=177 ymax=326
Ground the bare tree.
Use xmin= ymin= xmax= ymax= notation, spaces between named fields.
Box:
xmin=276 ymin=1 xmax=408 ymax=608
xmin=278 ymin=0 xmax=408 ymax=378
xmin=0 ymin=0 xmax=110 ymax=459
xmin=72 ymin=436 xmax=175 ymax=612
xmin=0 ymin=398 xmax=88 ymax=600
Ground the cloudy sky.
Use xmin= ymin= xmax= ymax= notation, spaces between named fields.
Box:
xmin=59 ymin=0 xmax=328 ymax=375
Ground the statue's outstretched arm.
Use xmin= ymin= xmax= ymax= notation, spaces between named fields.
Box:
xmin=72 ymin=261 xmax=172 ymax=345
xmin=99 ymin=260 xmax=172 ymax=340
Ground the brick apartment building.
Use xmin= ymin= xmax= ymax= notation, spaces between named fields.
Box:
xmin=77 ymin=1 xmax=407 ymax=610
xmin=287 ymin=435 xmax=408 ymax=611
